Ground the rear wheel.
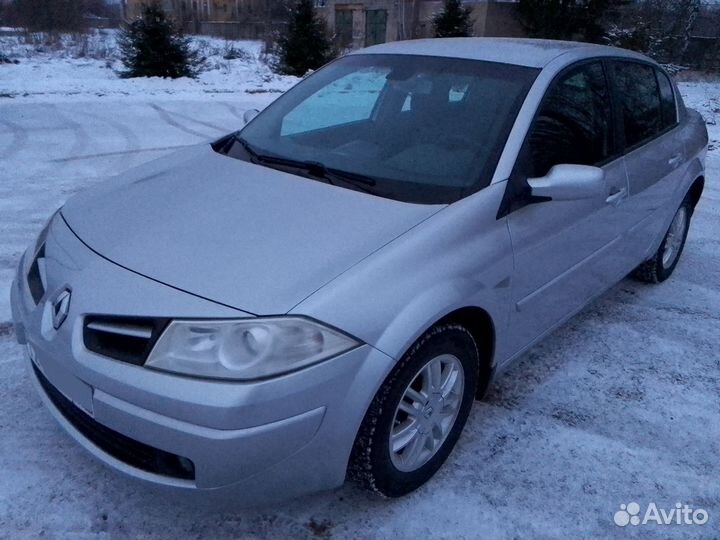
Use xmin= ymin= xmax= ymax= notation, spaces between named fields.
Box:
xmin=633 ymin=198 xmax=692 ymax=284
xmin=348 ymin=324 xmax=479 ymax=497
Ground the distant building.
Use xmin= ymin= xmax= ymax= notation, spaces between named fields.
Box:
xmin=124 ymin=0 xmax=524 ymax=44
xmin=316 ymin=0 xmax=523 ymax=50
xmin=125 ymin=0 xmax=284 ymax=39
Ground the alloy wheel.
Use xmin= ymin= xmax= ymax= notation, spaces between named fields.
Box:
xmin=662 ymin=206 xmax=688 ymax=269
xmin=389 ymin=354 xmax=465 ymax=472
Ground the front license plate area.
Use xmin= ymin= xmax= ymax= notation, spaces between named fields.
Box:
xmin=27 ymin=342 xmax=94 ymax=417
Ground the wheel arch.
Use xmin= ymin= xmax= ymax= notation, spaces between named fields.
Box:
xmin=434 ymin=307 xmax=495 ymax=399
xmin=688 ymin=175 xmax=704 ymax=211
xmin=366 ymin=278 xmax=504 ymax=400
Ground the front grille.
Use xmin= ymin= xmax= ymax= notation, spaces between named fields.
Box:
xmin=27 ymin=244 xmax=46 ymax=304
xmin=33 ymin=363 xmax=195 ymax=481
xmin=83 ymin=316 xmax=169 ymax=366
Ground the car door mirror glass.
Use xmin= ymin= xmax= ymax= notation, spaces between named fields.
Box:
xmin=528 ymin=164 xmax=606 ymax=201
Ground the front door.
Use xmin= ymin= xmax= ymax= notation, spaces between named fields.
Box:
xmin=503 ymin=61 xmax=631 ymax=359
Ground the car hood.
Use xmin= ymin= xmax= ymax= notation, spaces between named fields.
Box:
xmin=61 ymin=145 xmax=442 ymax=314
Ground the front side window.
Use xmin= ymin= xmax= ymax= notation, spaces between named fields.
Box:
xmin=227 ymin=54 xmax=538 ymax=204
xmin=612 ymin=61 xmax=662 ymax=148
xmin=656 ymin=69 xmax=678 ymax=130
xmin=526 ymin=62 xmax=612 ymax=178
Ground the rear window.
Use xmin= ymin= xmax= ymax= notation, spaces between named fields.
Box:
xmin=612 ymin=62 xmax=662 ymax=148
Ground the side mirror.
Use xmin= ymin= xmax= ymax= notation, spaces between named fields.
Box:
xmin=528 ymin=164 xmax=606 ymax=201
xmin=243 ymin=109 xmax=260 ymax=124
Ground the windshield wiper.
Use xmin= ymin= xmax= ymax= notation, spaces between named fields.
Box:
xmin=232 ymin=135 xmax=377 ymax=193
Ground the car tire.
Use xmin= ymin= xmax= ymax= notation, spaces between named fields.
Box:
xmin=348 ymin=323 xmax=479 ymax=497
xmin=633 ymin=197 xmax=692 ymax=284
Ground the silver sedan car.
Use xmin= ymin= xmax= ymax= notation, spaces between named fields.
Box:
xmin=11 ymin=38 xmax=707 ymax=503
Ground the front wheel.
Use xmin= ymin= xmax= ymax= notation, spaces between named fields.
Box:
xmin=348 ymin=324 xmax=479 ymax=497
xmin=633 ymin=198 xmax=692 ymax=284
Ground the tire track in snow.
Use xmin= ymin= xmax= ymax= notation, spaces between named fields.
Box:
xmin=74 ymin=108 xmax=142 ymax=176
xmin=0 ymin=117 xmax=29 ymax=158
xmin=50 ymin=144 xmax=195 ymax=163
xmin=149 ymin=103 xmax=220 ymax=139
xmin=159 ymin=106 xmax=228 ymax=133
xmin=79 ymin=108 xmax=141 ymax=153
xmin=28 ymin=104 xmax=92 ymax=182
xmin=220 ymin=101 xmax=246 ymax=122
xmin=47 ymin=104 xmax=90 ymax=160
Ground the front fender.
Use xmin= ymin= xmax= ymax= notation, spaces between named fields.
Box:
xmin=291 ymin=182 xmax=514 ymax=365
xmin=370 ymin=278 xmax=503 ymax=363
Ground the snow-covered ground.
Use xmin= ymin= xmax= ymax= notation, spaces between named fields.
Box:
xmin=0 ymin=34 xmax=719 ymax=539
xmin=0 ymin=30 xmax=298 ymax=101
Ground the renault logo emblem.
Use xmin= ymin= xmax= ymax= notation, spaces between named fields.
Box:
xmin=52 ymin=288 xmax=71 ymax=329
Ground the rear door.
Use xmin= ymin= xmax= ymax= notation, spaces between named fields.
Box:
xmin=503 ymin=61 xmax=631 ymax=355
xmin=609 ymin=61 xmax=685 ymax=260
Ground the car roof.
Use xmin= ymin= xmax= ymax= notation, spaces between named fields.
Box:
xmin=352 ymin=38 xmax=651 ymax=69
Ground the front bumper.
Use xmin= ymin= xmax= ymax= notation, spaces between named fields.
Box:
xmin=11 ymin=215 xmax=395 ymax=502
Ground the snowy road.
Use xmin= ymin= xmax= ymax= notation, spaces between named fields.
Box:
xmin=1 ymin=89 xmax=718 ymax=539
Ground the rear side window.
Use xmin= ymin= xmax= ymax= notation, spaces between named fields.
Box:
xmin=526 ymin=62 xmax=612 ymax=178
xmin=656 ymin=70 xmax=678 ymax=129
xmin=612 ymin=62 xmax=662 ymax=148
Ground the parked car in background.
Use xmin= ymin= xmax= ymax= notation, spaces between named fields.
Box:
xmin=11 ymin=38 xmax=707 ymax=503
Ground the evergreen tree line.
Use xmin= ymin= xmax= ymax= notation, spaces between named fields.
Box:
xmin=274 ymin=0 xmax=712 ymax=75
xmin=107 ymin=0 xmax=720 ymax=80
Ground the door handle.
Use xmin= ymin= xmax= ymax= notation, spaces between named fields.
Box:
xmin=606 ymin=187 xmax=628 ymax=206
xmin=668 ymin=154 xmax=683 ymax=168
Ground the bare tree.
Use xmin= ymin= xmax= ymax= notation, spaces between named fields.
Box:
xmin=605 ymin=0 xmax=703 ymax=64
xmin=518 ymin=0 xmax=628 ymax=43
xmin=679 ymin=0 xmax=700 ymax=60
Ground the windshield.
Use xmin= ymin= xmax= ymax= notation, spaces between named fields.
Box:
xmin=220 ymin=54 xmax=539 ymax=204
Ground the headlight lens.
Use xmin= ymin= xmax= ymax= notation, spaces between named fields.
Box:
xmin=145 ymin=317 xmax=360 ymax=380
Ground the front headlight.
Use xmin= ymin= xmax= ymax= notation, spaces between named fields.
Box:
xmin=145 ymin=317 xmax=360 ymax=380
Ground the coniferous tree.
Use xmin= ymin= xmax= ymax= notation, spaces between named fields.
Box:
xmin=277 ymin=0 xmax=333 ymax=76
xmin=433 ymin=0 xmax=474 ymax=38
xmin=118 ymin=3 xmax=202 ymax=79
